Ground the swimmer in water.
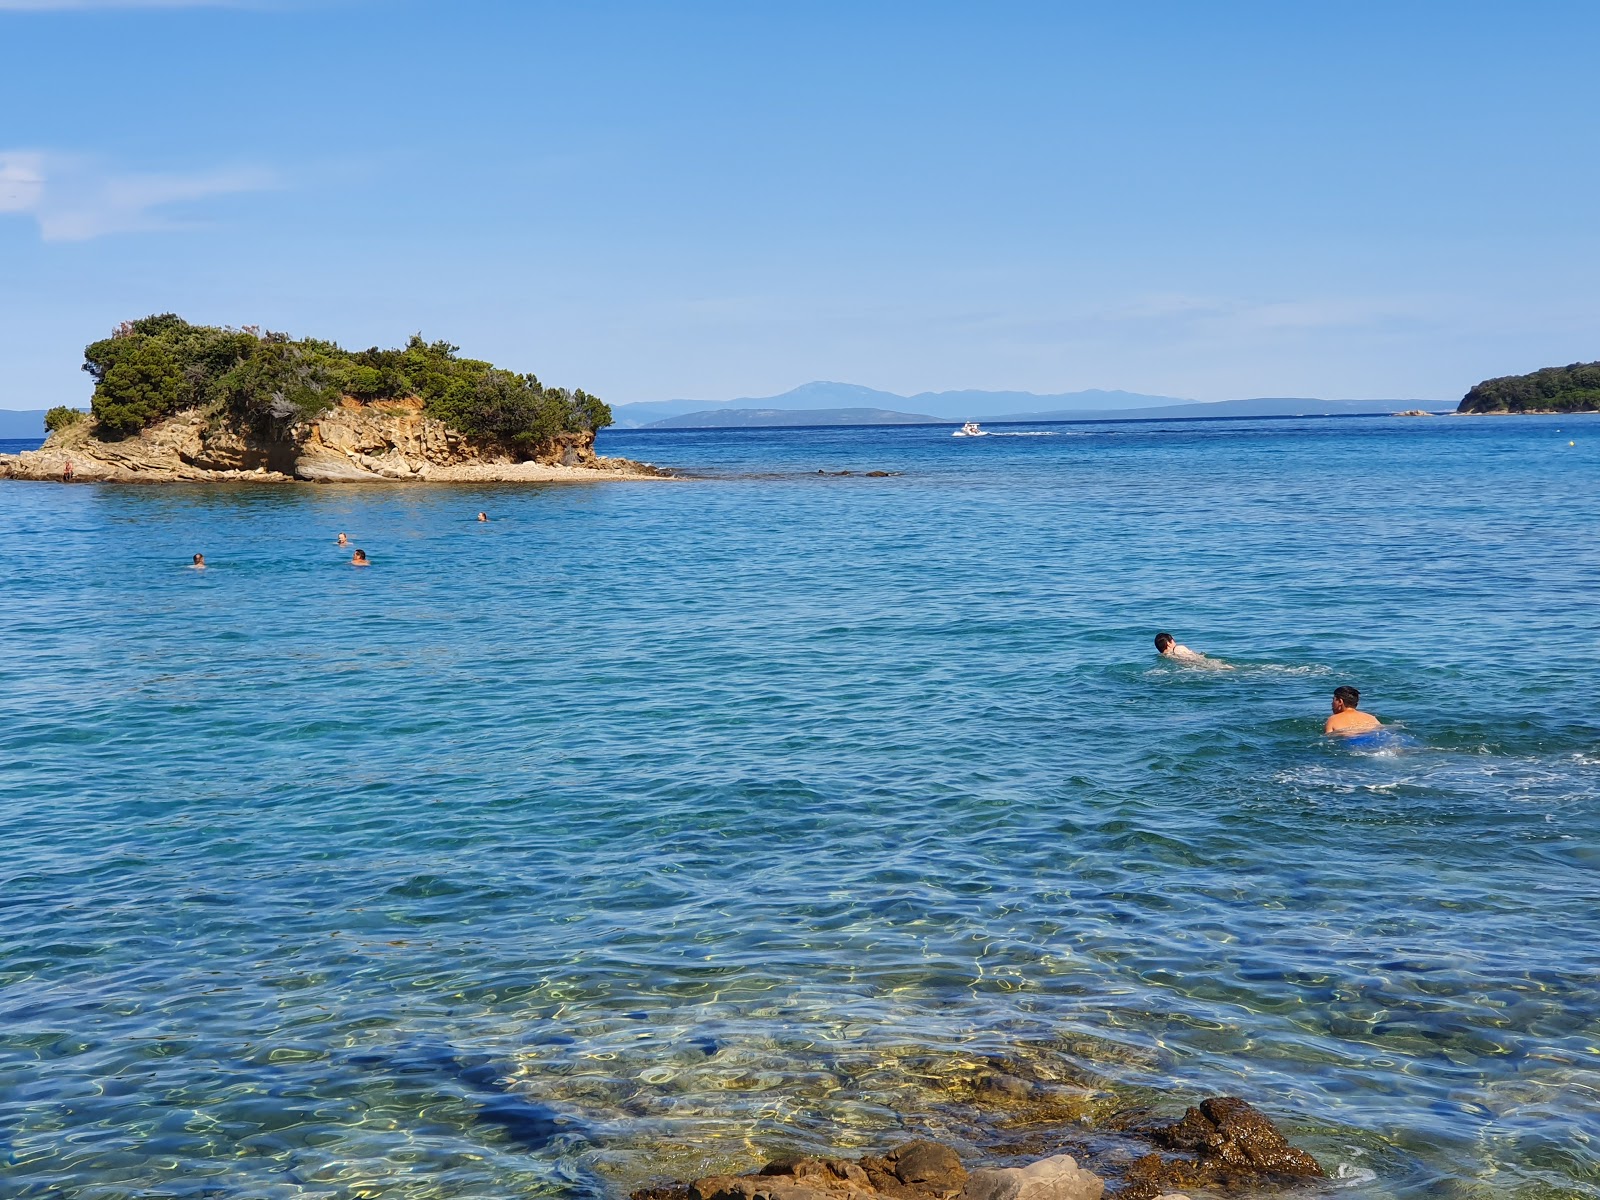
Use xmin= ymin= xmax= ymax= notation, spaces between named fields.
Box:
xmin=191 ymin=553 xmax=205 ymax=569
xmin=351 ymin=549 xmax=369 ymax=566
xmin=477 ymin=512 xmax=488 ymax=522
xmin=1325 ymin=685 xmax=1381 ymax=736
xmin=1154 ymin=631 xmax=1230 ymax=668
xmin=337 ymin=532 xmax=348 ymax=546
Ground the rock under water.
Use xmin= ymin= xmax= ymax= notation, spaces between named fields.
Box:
xmin=632 ymin=1096 xmax=1320 ymax=1200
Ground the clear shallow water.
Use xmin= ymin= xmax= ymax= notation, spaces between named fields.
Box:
xmin=2 ymin=415 xmax=1598 ymax=1200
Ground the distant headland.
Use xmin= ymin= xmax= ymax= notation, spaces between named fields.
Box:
xmin=0 ymin=315 xmax=669 ymax=483
xmin=1455 ymin=361 xmax=1600 ymax=414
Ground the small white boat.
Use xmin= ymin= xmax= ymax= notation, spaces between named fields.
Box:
xmin=952 ymin=421 xmax=986 ymax=437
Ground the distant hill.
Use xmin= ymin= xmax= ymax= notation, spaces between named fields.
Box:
xmin=646 ymin=406 xmax=936 ymax=429
xmin=0 ymin=409 xmax=48 ymax=439
xmin=616 ymin=383 xmax=1440 ymax=429
xmin=613 ymin=382 xmax=1185 ymax=428
xmin=1458 ymin=362 xmax=1600 ymax=413
xmin=638 ymin=394 xmax=1439 ymax=430
xmin=988 ymin=396 xmax=1434 ymax=422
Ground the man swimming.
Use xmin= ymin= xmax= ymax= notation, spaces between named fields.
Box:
xmin=1154 ymin=631 xmax=1230 ymax=667
xmin=337 ymin=532 xmax=348 ymax=546
xmin=1325 ymin=685 xmax=1381 ymax=736
xmin=191 ymin=553 xmax=206 ymax=570
xmin=351 ymin=549 xmax=369 ymax=566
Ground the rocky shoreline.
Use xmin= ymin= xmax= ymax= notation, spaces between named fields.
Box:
xmin=634 ymin=1097 xmax=1324 ymax=1200
xmin=0 ymin=398 xmax=672 ymax=484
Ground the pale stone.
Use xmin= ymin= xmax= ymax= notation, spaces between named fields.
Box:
xmin=958 ymin=1155 xmax=1103 ymax=1200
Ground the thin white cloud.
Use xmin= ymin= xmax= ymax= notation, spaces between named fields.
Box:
xmin=0 ymin=150 xmax=276 ymax=240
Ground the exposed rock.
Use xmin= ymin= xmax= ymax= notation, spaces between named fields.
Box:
xmin=1151 ymin=1097 xmax=1321 ymax=1177
xmin=1114 ymin=1097 xmax=1323 ymax=1200
xmin=859 ymin=1141 xmax=968 ymax=1197
xmin=0 ymin=398 xmax=669 ymax=485
xmin=293 ymin=453 xmax=383 ymax=483
xmin=959 ymin=1155 xmax=1102 ymax=1200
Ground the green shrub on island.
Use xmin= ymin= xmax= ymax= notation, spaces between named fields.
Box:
xmin=1458 ymin=361 xmax=1600 ymax=413
xmin=44 ymin=406 xmax=86 ymax=433
xmin=81 ymin=314 xmax=612 ymax=446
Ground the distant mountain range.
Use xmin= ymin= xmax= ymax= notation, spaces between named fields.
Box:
xmin=0 ymin=387 xmax=1447 ymax=440
xmin=647 ymin=406 xmax=938 ymax=429
xmin=611 ymin=382 xmax=1180 ymax=427
xmin=612 ymin=383 xmax=1442 ymax=429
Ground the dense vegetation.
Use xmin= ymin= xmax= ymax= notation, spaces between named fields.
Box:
xmin=44 ymin=406 xmax=85 ymax=433
xmin=1458 ymin=361 xmax=1600 ymax=413
xmin=81 ymin=314 xmax=611 ymax=445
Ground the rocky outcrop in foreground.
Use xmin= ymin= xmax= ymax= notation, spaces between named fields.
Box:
xmin=635 ymin=1097 xmax=1322 ymax=1200
xmin=0 ymin=399 xmax=670 ymax=484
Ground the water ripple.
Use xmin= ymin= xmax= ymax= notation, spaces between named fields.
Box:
xmin=2 ymin=416 xmax=1599 ymax=1199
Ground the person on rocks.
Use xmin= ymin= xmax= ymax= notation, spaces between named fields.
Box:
xmin=62 ymin=459 xmax=75 ymax=483
xmin=1325 ymin=685 xmax=1381 ymax=736
xmin=351 ymin=549 xmax=370 ymax=567
xmin=190 ymin=553 xmax=206 ymax=570
xmin=1154 ymin=632 xmax=1229 ymax=668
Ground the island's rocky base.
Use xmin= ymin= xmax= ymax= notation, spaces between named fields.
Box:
xmin=635 ymin=1097 xmax=1323 ymax=1200
xmin=0 ymin=399 xmax=671 ymax=484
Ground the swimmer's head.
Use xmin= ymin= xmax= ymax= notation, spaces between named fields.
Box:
xmin=1332 ymin=685 xmax=1360 ymax=711
xmin=1154 ymin=632 xmax=1175 ymax=653
xmin=477 ymin=512 xmax=488 ymax=522
xmin=192 ymin=553 xmax=205 ymax=566
xmin=352 ymin=549 xmax=368 ymax=564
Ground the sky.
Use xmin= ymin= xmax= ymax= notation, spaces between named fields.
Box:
xmin=2 ymin=0 xmax=1598 ymax=409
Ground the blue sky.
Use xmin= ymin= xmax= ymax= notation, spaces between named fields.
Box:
xmin=2 ymin=0 xmax=1597 ymax=408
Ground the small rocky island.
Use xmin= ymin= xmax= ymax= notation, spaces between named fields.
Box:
xmin=0 ymin=315 xmax=669 ymax=483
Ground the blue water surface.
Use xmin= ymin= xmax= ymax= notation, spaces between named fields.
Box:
xmin=2 ymin=415 xmax=1598 ymax=1199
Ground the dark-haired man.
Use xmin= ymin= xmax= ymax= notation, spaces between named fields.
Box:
xmin=1325 ymin=686 xmax=1381 ymax=736
xmin=1154 ymin=631 xmax=1229 ymax=668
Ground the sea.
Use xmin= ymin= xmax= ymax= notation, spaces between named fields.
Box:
xmin=1 ymin=414 xmax=1597 ymax=1200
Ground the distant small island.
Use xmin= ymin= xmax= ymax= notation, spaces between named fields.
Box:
xmin=0 ymin=314 xmax=668 ymax=483
xmin=1457 ymin=361 xmax=1600 ymax=413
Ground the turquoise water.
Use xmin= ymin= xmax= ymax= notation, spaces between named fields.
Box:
xmin=2 ymin=415 xmax=1598 ymax=1199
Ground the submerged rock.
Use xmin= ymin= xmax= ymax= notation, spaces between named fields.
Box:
xmin=691 ymin=1156 xmax=879 ymax=1200
xmin=631 ymin=1095 xmax=1321 ymax=1200
xmin=638 ymin=1141 xmax=1085 ymax=1200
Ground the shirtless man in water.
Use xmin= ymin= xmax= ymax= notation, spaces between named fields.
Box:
xmin=1325 ymin=685 xmax=1381 ymax=736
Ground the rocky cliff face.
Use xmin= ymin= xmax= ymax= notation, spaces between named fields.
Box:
xmin=0 ymin=399 xmax=665 ymax=483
